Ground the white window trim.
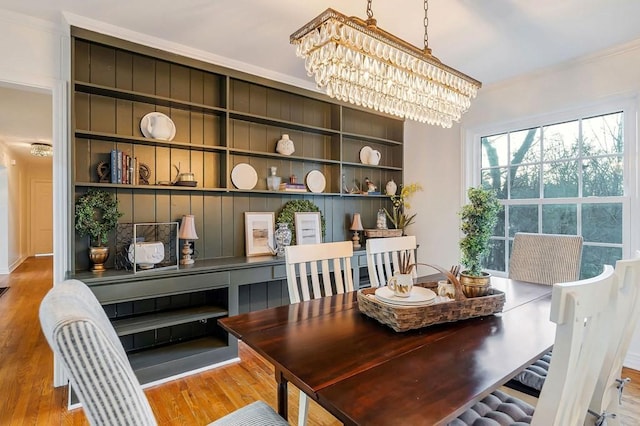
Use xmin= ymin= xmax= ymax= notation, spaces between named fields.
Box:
xmin=462 ymin=95 xmax=639 ymax=268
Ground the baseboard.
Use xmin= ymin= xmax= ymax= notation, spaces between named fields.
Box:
xmin=624 ymin=351 xmax=640 ymax=371
xmin=5 ymin=255 xmax=26 ymax=274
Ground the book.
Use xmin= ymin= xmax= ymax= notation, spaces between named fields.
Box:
xmin=279 ymin=182 xmax=307 ymax=191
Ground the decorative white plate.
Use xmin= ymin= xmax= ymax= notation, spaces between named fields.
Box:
xmin=305 ymin=170 xmax=326 ymax=193
xmin=140 ymin=112 xmax=176 ymax=141
xmin=231 ymin=163 xmax=258 ymax=190
xmin=359 ymin=146 xmax=373 ymax=164
xmin=375 ymin=286 xmax=437 ymax=306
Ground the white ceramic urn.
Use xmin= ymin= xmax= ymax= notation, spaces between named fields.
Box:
xmin=276 ymin=134 xmax=295 ymax=156
xmin=385 ymin=179 xmax=398 ymax=196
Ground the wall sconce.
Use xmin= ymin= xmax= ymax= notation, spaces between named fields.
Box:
xmin=350 ymin=213 xmax=364 ymax=249
xmin=178 ymin=215 xmax=198 ymax=265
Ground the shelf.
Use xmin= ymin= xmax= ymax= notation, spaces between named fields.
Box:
xmin=228 ymin=148 xmax=341 ymax=165
xmin=342 ymin=132 xmax=403 ymax=146
xmin=75 ymin=130 xmax=227 ymax=153
xmin=113 ymin=306 xmax=228 ymax=336
xmin=74 ymin=182 xmax=228 ymax=192
xmin=75 ymin=81 xmax=226 ymax=115
xmin=230 ymin=110 xmax=340 ymax=136
xmin=341 ymin=161 xmax=403 ymax=171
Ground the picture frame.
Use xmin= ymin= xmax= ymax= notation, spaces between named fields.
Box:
xmin=294 ymin=212 xmax=322 ymax=245
xmin=244 ymin=212 xmax=275 ymax=256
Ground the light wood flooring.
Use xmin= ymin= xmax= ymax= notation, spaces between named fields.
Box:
xmin=0 ymin=257 xmax=638 ymax=425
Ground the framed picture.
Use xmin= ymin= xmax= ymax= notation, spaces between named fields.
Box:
xmin=244 ymin=212 xmax=275 ymax=256
xmin=294 ymin=212 xmax=322 ymax=245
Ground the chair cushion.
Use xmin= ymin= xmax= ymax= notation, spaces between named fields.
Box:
xmin=448 ymin=390 xmax=534 ymax=426
xmin=510 ymin=351 xmax=552 ymax=392
xmin=208 ymin=401 xmax=288 ymax=426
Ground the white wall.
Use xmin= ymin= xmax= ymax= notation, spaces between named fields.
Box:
xmin=0 ymin=143 xmax=27 ymax=273
xmin=404 ymin=39 xmax=640 ymax=369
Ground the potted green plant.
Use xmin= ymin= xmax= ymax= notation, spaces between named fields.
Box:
xmin=458 ymin=186 xmax=501 ymax=297
xmin=384 ymin=183 xmax=422 ymax=235
xmin=75 ymin=188 xmax=123 ymax=272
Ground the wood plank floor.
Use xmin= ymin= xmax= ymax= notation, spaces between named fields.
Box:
xmin=0 ymin=257 xmax=638 ymax=425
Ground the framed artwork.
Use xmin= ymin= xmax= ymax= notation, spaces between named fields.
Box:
xmin=294 ymin=212 xmax=322 ymax=245
xmin=244 ymin=212 xmax=275 ymax=256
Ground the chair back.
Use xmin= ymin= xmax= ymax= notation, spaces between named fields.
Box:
xmin=532 ymin=265 xmax=616 ymax=426
xmin=285 ymin=241 xmax=354 ymax=304
xmin=588 ymin=252 xmax=640 ymax=423
xmin=39 ymin=279 xmax=157 ymax=426
xmin=509 ymin=232 xmax=583 ymax=285
xmin=366 ymin=236 xmax=417 ymax=288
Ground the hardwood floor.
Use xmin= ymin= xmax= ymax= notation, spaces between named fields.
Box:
xmin=0 ymin=257 xmax=638 ymax=425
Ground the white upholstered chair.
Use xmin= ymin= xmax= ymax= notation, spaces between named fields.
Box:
xmin=284 ymin=241 xmax=354 ymax=425
xmin=39 ymin=279 xmax=288 ymax=426
xmin=366 ymin=235 xmax=417 ymax=288
xmin=507 ymin=232 xmax=583 ymax=395
xmin=449 ymin=264 xmax=617 ymax=426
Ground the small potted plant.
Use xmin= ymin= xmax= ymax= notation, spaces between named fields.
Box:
xmin=458 ymin=186 xmax=501 ymax=297
xmin=75 ymin=188 xmax=123 ymax=272
xmin=384 ymin=183 xmax=423 ymax=235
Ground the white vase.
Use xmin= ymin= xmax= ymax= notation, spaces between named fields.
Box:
xmin=385 ymin=179 xmax=397 ymax=196
xmin=276 ymin=134 xmax=295 ymax=156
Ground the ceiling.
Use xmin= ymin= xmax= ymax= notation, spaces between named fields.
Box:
xmin=2 ymin=0 xmax=640 ymax=161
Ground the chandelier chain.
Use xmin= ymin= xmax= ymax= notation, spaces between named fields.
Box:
xmin=366 ymin=0 xmax=373 ymax=19
xmin=424 ymin=0 xmax=429 ymax=49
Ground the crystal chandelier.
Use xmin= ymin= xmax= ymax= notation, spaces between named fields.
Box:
xmin=30 ymin=142 xmax=53 ymax=157
xmin=290 ymin=0 xmax=482 ymax=127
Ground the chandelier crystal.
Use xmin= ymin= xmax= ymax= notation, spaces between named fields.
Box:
xmin=290 ymin=2 xmax=482 ymax=127
xmin=30 ymin=142 xmax=53 ymax=157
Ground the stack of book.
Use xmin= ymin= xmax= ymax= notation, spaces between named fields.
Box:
xmin=110 ymin=149 xmax=139 ymax=185
xmin=279 ymin=182 xmax=307 ymax=192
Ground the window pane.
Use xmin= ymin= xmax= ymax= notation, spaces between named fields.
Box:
xmin=582 ymin=112 xmax=623 ymax=156
xmin=493 ymin=207 xmax=506 ymax=238
xmin=543 ymin=121 xmax=579 ymax=161
xmin=543 ymin=161 xmax=578 ymax=198
xmin=581 ymin=245 xmax=622 ymax=279
xmin=582 ymin=156 xmax=623 ymax=197
xmin=510 ymin=128 xmax=540 ymax=165
xmin=510 ymin=165 xmax=539 ymax=199
xmin=509 ymin=205 xmax=538 ymax=236
xmin=582 ymin=203 xmax=622 ymax=244
xmin=481 ymin=134 xmax=508 ymax=168
xmin=481 ymin=168 xmax=507 ymax=199
xmin=542 ymin=204 xmax=577 ymax=234
xmin=486 ymin=239 xmax=506 ymax=272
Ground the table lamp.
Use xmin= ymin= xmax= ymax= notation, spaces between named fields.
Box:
xmin=178 ymin=214 xmax=198 ymax=265
xmin=350 ymin=213 xmax=364 ymax=249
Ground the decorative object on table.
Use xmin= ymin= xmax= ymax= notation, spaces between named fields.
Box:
xmin=274 ymin=222 xmax=292 ymax=257
xmin=289 ymin=0 xmax=481 ymax=127
xmin=385 ymin=249 xmax=415 ymax=297
xmin=385 ymin=179 xmax=397 ymax=196
xmin=376 ymin=209 xmax=387 ymax=229
xmin=459 ymin=186 xmax=502 ymax=297
xmin=384 ymin=182 xmax=423 ymax=234
xmin=172 ymin=163 xmax=197 ymax=187
xmin=276 ymin=200 xmax=326 ymax=245
xmin=138 ymin=163 xmax=151 ymax=185
xmin=115 ymin=222 xmax=178 ymax=271
xmin=437 ymin=280 xmax=456 ymax=299
xmin=305 ymin=170 xmax=326 ymax=193
xmin=140 ymin=112 xmax=176 ymax=141
xmin=276 ymin=134 xmax=295 ymax=155
xmin=267 ymin=166 xmax=281 ymax=191
xmin=295 ymin=212 xmax=323 ymax=245
xmin=75 ymin=188 xmax=123 ymax=272
xmin=244 ymin=212 xmax=275 ymax=257
xmin=178 ymin=215 xmax=198 ymax=265
xmin=96 ymin=161 xmax=110 ymax=183
xmin=231 ymin=163 xmax=258 ymax=190
xmin=350 ymin=213 xmax=364 ymax=248
xmin=128 ymin=241 xmax=164 ymax=270
xmin=364 ymin=228 xmax=403 ymax=238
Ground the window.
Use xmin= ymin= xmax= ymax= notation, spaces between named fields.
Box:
xmin=477 ymin=110 xmax=628 ymax=278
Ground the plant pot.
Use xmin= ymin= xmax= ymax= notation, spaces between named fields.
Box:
xmin=459 ymin=271 xmax=491 ymax=297
xmin=88 ymin=246 xmax=110 ymax=272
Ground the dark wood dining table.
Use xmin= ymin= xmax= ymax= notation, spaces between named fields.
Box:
xmin=219 ymin=277 xmax=555 ymax=425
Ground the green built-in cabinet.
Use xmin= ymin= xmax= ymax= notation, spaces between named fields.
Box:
xmin=69 ymin=27 xmax=403 ymax=385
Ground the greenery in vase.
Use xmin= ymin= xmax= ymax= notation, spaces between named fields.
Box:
xmin=459 ymin=186 xmax=502 ymax=277
xmin=384 ymin=183 xmax=423 ymax=233
xmin=75 ymin=188 xmax=123 ymax=247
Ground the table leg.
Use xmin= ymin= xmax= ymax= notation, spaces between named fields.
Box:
xmin=275 ymin=369 xmax=288 ymax=418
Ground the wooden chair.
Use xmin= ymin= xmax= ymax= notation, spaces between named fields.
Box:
xmin=366 ymin=235 xmax=417 ymax=288
xmin=284 ymin=241 xmax=354 ymax=425
xmin=507 ymin=232 xmax=583 ymax=395
xmin=449 ymin=264 xmax=616 ymax=426
xmin=39 ymin=279 xmax=288 ymax=426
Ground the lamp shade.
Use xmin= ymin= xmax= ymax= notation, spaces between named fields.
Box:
xmin=178 ymin=215 xmax=199 ymax=240
xmin=350 ymin=213 xmax=364 ymax=231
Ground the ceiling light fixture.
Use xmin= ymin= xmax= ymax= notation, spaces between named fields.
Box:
xmin=30 ymin=142 xmax=53 ymax=157
xmin=290 ymin=0 xmax=482 ymax=127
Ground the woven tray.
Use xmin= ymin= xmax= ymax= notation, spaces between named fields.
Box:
xmin=357 ymin=285 xmax=506 ymax=332
xmin=364 ymin=229 xmax=403 ymax=238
